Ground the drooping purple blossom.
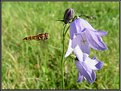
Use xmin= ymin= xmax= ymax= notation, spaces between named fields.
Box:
xmin=65 ymin=17 xmax=107 ymax=57
xmin=74 ymin=45 xmax=104 ymax=83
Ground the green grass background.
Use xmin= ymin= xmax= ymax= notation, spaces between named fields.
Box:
xmin=2 ymin=2 xmax=119 ymax=89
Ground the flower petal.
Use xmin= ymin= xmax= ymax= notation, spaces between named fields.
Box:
xmin=65 ymin=39 xmax=73 ymax=58
xmin=70 ymin=17 xmax=95 ymax=39
xmin=84 ymin=54 xmax=104 ymax=70
xmin=84 ymin=28 xmax=107 ymax=50
xmin=77 ymin=72 xmax=84 ymax=82
xmin=95 ymin=30 xmax=108 ymax=36
xmin=74 ymin=45 xmax=83 ymax=62
xmin=78 ymin=18 xmax=95 ymax=31
xmin=90 ymin=70 xmax=96 ymax=83
xmin=70 ymin=18 xmax=81 ymax=39
xmin=75 ymin=60 xmax=96 ymax=83
xmin=92 ymin=56 xmax=104 ymax=70
xmin=74 ymin=33 xmax=90 ymax=54
xmin=79 ymin=42 xmax=90 ymax=54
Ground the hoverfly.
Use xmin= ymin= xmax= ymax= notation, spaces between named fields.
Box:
xmin=23 ymin=33 xmax=49 ymax=40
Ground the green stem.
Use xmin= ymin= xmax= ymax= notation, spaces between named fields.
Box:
xmin=64 ymin=25 xmax=70 ymax=36
xmin=61 ymin=24 xmax=68 ymax=89
xmin=61 ymin=24 xmax=70 ymax=89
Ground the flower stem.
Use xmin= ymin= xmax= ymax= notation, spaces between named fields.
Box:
xmin=64 ymin=25 xmax=70 ymax=36
xmin=61 ymin=24 xmax=67 ymax=89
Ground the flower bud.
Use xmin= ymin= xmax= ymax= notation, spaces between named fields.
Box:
xmin=63 ymin=8 xmax=75 ymax=24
